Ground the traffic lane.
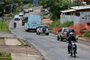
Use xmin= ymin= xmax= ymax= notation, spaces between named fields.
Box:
xmin=27 ymin=34 xmax=90 ymax=60
xmin=15 ymin=29 xmax=90 ymax=60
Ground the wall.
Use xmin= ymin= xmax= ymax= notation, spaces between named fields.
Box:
xmin=60 ymin=14 xmax=80 ymax=25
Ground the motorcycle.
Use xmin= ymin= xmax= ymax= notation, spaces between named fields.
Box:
xmin=70 ymin=41 xmax=77 ymax=58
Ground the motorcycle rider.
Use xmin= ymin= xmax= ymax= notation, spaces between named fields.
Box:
xmin=67 ymin=32 xmax=77 ymax=54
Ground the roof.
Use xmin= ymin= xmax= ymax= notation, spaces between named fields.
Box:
xmin=61 ymin=9 xmax=76 ymax=13
xmin=19 ymin=12 xmax=24 ymax=15
xmin=71 ymin=5 xmax=90 ymax=10
xmin=61 ymin=5 xmax=90 ymax=13
xmin=14 ymin=15 xmax=20 ymax=19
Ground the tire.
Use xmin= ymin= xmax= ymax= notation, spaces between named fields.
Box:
xmin=38 ymin=33 xmax=40 ymax=35
xmin=74 ymin=52 xmax=76 ymax=58
xmin=59 ymin=36 xmax=63 ymax=41
xmin=57 ymin=36 xmax=60 ymax=41
xmin=36 ymin=32 xmax=38 ymax=35
xmin=25 ymin=29 xmax=29 ymax=32
xmin=46 ymin=33 xmax=49 ymax=35
xmin=70 ymin=52 xmax=73 ymax=57
xmin=74 ymin=48 xmax=76 ymax=58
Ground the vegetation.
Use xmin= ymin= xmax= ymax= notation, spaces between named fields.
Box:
xmin=83 ymin=32 xmax=90 ymax=38
xmin=38 ymin=0 xmax=78 ymax=19
xmin=0 ymin=20 xmax=9 ymax=32
xmin=49 ymin=20 xmax=73 ymax=29
xmin=0 ymin=52 xmax=12 ymax=60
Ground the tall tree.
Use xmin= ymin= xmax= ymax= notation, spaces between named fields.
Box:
xmin=38 ymin=0 xmax=78 ymax=19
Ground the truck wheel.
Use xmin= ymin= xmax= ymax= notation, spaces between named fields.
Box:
xmin=46 ymin=33 xmax=49 ymax=35
xmin=25 ymin=29 xmax=29 ymax=32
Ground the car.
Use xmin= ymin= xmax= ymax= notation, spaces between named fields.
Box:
xmin=57 ymin=28 xmax=76 ymax=41
xmin=19 ymin=12 xmax=24 ymax=20
xmin=28 ymin=8 xmax=33 ymax=12
xmin=36 ymin=25 xmax=49 ymax=35
xmin=23 ymin=9 xmax=29 ymax=14
xmin=14 ymin=15 xmax=21 ymax=21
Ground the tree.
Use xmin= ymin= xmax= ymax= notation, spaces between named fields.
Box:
xmin=38 ymin=0 xmax=78 ymax=19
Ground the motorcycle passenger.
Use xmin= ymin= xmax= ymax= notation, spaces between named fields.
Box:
xmin=67 ymin=32 xmax=77 ymax=54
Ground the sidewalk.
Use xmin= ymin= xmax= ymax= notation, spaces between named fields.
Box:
xmin=0 ymin=32 xmax=42 ymax=60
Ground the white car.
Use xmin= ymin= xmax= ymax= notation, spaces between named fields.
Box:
xmin=57 ymin=28 xmax=76 ymax=41
xmin=14 ymin=15 xmax=21 ymax=21
xmin=36 ymin=25 xmax=49 ymax=35
xmin=28 ymin=8 xmax=33 ymax=12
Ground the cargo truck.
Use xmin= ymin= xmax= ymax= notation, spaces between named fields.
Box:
xmin=24 ymin=15 xmax=41 ymax=32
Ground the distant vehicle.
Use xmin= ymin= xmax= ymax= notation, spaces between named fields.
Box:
xmin=28 ymin=8 xmax=33 ymax=12
xmin=23 ymin=9 xmax=29 ymax=14
xmin=19 ymin=12 xmax=24 ymax=20
xmin=36 ymin=25 xmax=49 ymax=35
xmin=57 ymin=28 xmax=76 ymax=41
xmin=14 ymin=15 xmax=21 ymax=21
xmin=42 ymin=9 xmax=49 ymax=15
xmin=24 ymin=15 xmax=41 ymax=32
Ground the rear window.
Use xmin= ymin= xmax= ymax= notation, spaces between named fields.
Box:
xmin=63 ymin=29 xmax=68 ymax=32
xmin=69 ymin=29 xmax=75 ymax=32
xmin=39 ymin=26 xmax=48 ymax=28
xmin=14 ymin=18 xmax=20 ymax=20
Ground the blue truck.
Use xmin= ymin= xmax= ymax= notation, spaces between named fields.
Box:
xmin=24 ymin=15 xmax=41 ymax=31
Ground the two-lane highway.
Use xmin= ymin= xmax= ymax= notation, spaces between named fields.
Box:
xmin=9 ymin=6 xmax=90 ymax=60
xmin=10 ymin=21 xmax=90 ymax=60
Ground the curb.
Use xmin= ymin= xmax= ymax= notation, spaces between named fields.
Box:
xmin=78 ymin=37 xmax=90 ymax=42
xmin=9 ymin=20 xmax=50 ymax=60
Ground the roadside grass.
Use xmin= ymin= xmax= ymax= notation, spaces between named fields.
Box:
xmin=49 ymin=19 xmax=73 ymax=29
xmin=83 ymin=32 xmax=90 ymax=38
xmin=0 ymin=52 xmax=12 ymax=60
xmin=0 ymin=20 xmax=9 ymax=32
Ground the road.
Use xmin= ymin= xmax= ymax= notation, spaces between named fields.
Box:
xmin=9 ymin=6 xmax=90 ymax=60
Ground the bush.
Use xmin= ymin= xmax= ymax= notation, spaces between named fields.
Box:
xmin=49 ymin=20 xmax=73 ymax=29
xmin=83 ymin=32 xmax=90 ymax=37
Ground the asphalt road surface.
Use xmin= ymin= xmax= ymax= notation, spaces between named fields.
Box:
xmin=9 ymin=6 xmax=90 ymax=60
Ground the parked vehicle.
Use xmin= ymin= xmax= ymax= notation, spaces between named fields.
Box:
xmin=57 ymin=28 xmax=76 ymax=41
xmin=36 ymin=25 xmax=49 ymax=35
xmin=24 ymin=15 xmax=41 ymax=32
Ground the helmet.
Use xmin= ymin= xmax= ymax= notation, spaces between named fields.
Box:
xmin=69 ymin=32 xmax=74 ymax=36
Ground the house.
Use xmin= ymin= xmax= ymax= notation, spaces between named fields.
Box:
xmin=60 ymin=5 xmax=90 ymax=25
xmin=78 ymin=0 xmax=90 ymax=5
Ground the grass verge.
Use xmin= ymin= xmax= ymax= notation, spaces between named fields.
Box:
xmin=0 ymin=52 xmax=12 ymax=60
xmin=0 ymin=20 xmax=9 ymax=32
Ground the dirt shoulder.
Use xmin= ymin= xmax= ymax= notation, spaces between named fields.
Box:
xmin=0 ymin=32 xmax=43 ymax=60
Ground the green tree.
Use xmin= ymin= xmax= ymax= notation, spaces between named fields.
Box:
xmin=38 ymin=0 xmax=78 ymax=19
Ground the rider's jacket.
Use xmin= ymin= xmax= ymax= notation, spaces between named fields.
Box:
xmin=67 ymin=35 xmax=77 ymax=44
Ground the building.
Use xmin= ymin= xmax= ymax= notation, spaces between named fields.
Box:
xmin=78 ymin=0 xmax=90 ymax=5
xmin=60 ymin=5 xmax=90 ymax=25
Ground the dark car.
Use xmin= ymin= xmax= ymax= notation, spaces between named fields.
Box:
xmin=57 ymin=28 xmax=76 ymax=41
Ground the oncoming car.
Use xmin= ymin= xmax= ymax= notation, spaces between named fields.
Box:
xmin=36 ymin=25 xmax=49 ymax=35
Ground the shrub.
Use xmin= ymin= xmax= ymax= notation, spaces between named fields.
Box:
xmin=83 ymin=32 xmax=90 ymax=37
